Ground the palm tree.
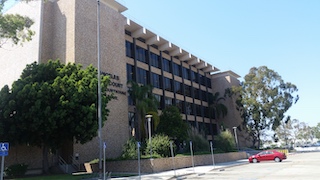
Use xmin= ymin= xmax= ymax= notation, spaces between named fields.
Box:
xmin=208 ymin=92 xmax=228 ymax=138
xmin=127 ymin=81 xmax=158 ymax=141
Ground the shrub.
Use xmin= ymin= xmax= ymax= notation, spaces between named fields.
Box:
xmin=214 ymin=129 xmax=236 ymax=152
xmin=121 ymin=138 xmax=140 ymax=159
xmin=187 ymin=127 xmax=209 ymax=152
xmin=145 ymin=134 xmax=175 ymax=157
xmin=5 ymin=163 xmax=28 ymax=178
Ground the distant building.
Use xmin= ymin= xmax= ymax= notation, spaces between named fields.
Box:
xmin=0 ymin=0 xmax=245 ymax=168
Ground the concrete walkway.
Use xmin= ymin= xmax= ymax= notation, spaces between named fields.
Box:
xmin=108 ymin=159 xmax=249 ymax=180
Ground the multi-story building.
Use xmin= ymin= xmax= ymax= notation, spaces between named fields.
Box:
xmin=0 ymin=0 xmax=243 ymax=168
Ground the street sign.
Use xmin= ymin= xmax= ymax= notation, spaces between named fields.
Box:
xmin=0 ymin=143 xmax=9 ymax=157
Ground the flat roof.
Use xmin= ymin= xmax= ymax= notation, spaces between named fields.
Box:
xmin=101 ymin=0 xmax=127 ymax=13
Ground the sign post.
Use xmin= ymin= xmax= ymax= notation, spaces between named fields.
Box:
xmin=137 ymin=142 xmax=141 ymax=179
xmin=0 ymin=142 xmax=9 ymax=180
xmin=103 ymin=142 xmax=106 ymax=180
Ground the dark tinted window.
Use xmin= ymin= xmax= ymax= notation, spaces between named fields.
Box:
xmin=173 ymin=63 xmax=181 ymax=77
xmin=151 ymin=72 xmax=161 ymax=89
xmin=194 ymin=88 xmax=200 ymax=100
xmin=136 ymin=46 xmax=147 ymax=63
xmin=191 ymin=71 xmax=198 ymax=83
xmin=200 ymin=74 xmax=206 ymax=86
xmin=182 ymin=67 xmax=190 ymax=80
xmin=174 ymin=81 xmax=183 ymax=95
xmin=165 ymin=97 xmax=173 ymax=107
xmin=163 ymin=58 xmax=171 ymax=73
xmin=164 ymin=77 xmax=173 ymax=92
xmin=184 ymin=84 xmax=192 ymax=97
xmin=150 ymin=52 xmax=160 ymax=68
xmin=137 ymin=68 xmax=148 ymax=85
xmin=126 ymin=64 xmax=135 ymax=81
xmin=125 ymin=41 xmax=133 ymax=58
xmin=175 ymin=99 xmax=183 ymax=112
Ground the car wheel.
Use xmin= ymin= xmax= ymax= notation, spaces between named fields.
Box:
xmin=252 ymin=158 xmax=258 ymax=163
xmin=274 ymin=157 xmax=281 ymax=162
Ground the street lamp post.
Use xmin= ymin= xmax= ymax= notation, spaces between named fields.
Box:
xmin=96 ymin=0 xmax=102 ymax=177
xmin=146 ymin=115 xmax=153 ymax=159
xmin=233 ymin=127 xmax=239 ymax=151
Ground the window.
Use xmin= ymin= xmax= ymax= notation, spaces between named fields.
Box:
xmin=128 ymin=95 xmax=134 ymax=105
xmin=191 ymin=71 xmax=198 ymax=83
xmin=174 ymin=81 xmax=183 ymax=95
xmin=163 ymin=58 xmax=171 ymax=73
xmin=150 ymin=52 xmax=160 ymax=68
xmin=151 ymin=73 xmax=161 ymax=89
xmin=206 ymin=77 xmax=212 ymax=88
xmin=154 ymin=94 xmax=162 ymax=109
xmin=164 ymin=97 xmax=173 ymax=107
xmin=125 ymin=41 xmax=133 ymax=58
xmin=201 ymin=90 xmax=208 ymax=102
xmin=126 ymin=64 xmax=135 ymax=81
xmin=175 ymin=99 xmax=183 ymax=112
xmin=137 ymin=68 xmax=148 ymax=85
xmin=200 ymin=74 xmax=206 ymax=86
xmin=182 ymin=67 xmax=190 ymax=80
xmin=194 ymin=88 xmax=200 ymax=100
xmin=164 ymin=77 xmax=173 ymax=92
xmin=204 ymin=107 xmax=211 ymax=118
xmin=184 ymin=84 xmax=192 ymax=97
xmin=173 ymin=63 xmax=181 ymax=77
xmin=185 ymin=102 xmax=194 ymax=115
xmin=136 ymin=46 xmax=147 ymax=63
xmin=196 ymin=104 xmax=202 ymax=116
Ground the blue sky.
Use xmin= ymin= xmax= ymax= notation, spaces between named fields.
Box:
xmin=4 ymin=1 xmax=319 ymax=127
xmin=119 ymin=0 xmax=320 ymax=127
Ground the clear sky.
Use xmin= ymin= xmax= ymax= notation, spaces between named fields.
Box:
xmin=119 ymin=0 xmax=320 ymax=127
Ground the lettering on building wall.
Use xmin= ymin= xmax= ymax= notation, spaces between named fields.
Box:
xmin=101 ymin=71 xmax=126 ymax=96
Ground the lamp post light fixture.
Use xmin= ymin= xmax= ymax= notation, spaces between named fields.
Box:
xmin=233 ymin=127 xmax=239 ymax=151
xmin=146 ymin=114 xmax=153 ymax=159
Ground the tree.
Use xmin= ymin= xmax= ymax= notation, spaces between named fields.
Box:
xmin=313 ymin=123 xmax=320 ymax=140
xmin=274 ymin=118 xmax=299 ymax=147
xmin=0 ymin=60 xmax=113 ymax=173
xmin=214 ymin=129 xmax=236 ymax=152
xmin=295 ymin=122 xmax=314 ymax=145
xmin=208 ymin=92 xmax=228 ymax=135
xmin=127 ymin=81 xmax=158 ymax=141
xmin=0 ymin=0 xmax=35 ymax=47
xmin=157 ymin=105 xmax=189 ymax=143
xmin=232 ymin=66 xmax=299 ymax=148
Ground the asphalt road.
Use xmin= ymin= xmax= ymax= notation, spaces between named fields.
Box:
xmin=185 ymin=151 xmax=320 ymax=180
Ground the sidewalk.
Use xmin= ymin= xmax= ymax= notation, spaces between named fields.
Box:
xmin=110 ymin=159 xmax=249 ymax=180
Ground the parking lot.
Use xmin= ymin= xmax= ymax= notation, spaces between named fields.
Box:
xmin=185 ymin=151 xmax=320 ymax=180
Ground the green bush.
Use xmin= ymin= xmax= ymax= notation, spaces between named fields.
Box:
xmin=5 ymin=163 xmax=28 ymax=178
xmin=214 ymin=129 xmax=236 ymax=152
xmin=187 ymin=127 xmax=209 ymax=152
xmin=121 ymin=138 xmax=139 ymax=159
xmin=145 ymin=134 xmax=175 ymax=157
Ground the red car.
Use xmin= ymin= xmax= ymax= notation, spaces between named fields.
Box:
xmin=248 ymin=150 xmax=287 ymax=163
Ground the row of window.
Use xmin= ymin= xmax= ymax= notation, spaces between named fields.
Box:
xmin=127 ymin=65 xmax=211 ymax=101
xmin=129 ymin=94 xmax=215 ymax=119
xmin=126 ymin=41 xmax=212 ymax=88
xmin=128 ymin=112 xmax=218 ymax=136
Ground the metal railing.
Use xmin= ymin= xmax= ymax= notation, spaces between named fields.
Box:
xmin=70 ymin=155 xmax=81 ymax=171
xmin=58 ymin=156 xmax=69 ymax=173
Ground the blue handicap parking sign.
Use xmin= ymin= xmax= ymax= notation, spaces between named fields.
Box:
xmin=0 ymin=143 xmax=9 ymax=156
